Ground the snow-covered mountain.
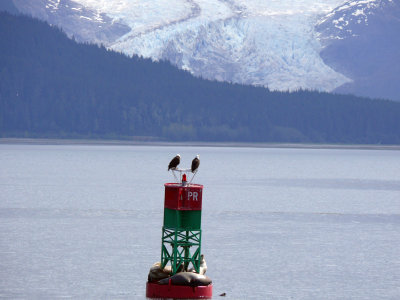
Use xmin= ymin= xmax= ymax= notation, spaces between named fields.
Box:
xmin=316 ymin=0 xmax=400 ymax=101
xmin=6 ymin=0 xmax=351 ymax=93
xmin=9 ymin=0 xmax=130 ymax=45
xmin=317 ymin=0 xmax=397 ymax=42
xmin=5 ymin=0 xmax=399 ymax=100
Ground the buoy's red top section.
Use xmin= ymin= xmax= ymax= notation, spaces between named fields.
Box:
xmin=164 ymin=183 xmax=203 ymax=210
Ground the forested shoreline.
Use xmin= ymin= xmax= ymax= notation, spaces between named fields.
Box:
xmin=1 ymin=12 xmax=400 ymax=144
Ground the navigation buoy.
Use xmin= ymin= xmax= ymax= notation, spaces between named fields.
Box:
xmin=146 ymin=168 xmax=212 ymax=299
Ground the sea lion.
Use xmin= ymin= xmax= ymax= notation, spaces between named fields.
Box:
xmin=147 ymin=262 xmax=172 ymax=282
xmin=148 ymin=262 xmax=186 ymax=282
xmin=158 ymin=272 xmax=212 ymax=287
xmin=199 ymin=254 xmax=207 ymax=275
xmin=188 ymin=254 xmax=207 ymax=275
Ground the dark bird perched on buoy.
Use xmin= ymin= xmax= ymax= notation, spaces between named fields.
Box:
xmin=191 ymin=155 xmax=200 ymax=173
xmin=168 ymin=154 xmax=180 ymax=171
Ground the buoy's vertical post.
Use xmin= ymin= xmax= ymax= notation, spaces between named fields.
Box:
xmin=161 ymin=182 xmax=203 ymax=275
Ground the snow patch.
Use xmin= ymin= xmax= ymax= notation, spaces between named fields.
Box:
xmin=79 ymin=15 xmax=92 ymax=21
xmin=46 ymin=0 xmax=61 ymax=10
xmin=352 ymin=8 xmax=365 ymax=16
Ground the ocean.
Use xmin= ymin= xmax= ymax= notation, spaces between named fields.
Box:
xmin=0 ymin=143 xmax=399 ymax=299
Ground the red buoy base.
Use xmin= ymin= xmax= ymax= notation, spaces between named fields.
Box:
xmin=146 ymin=282 xmax=212 ymax=299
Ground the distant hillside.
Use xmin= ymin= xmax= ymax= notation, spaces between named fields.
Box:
xmin=1 ymin=12 xmax=400 ymax=144
xmin=316 ymin=0 xmax=400 ymax=101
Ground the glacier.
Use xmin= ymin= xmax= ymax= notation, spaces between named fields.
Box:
xmin=15 ymin=0 xmax=353 ymax=92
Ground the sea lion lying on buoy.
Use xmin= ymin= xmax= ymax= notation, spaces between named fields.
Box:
xmin=147 ymin=262 xmax=185 ymax=282
xmin=188 ymin=254 xmax=207 ymax=275
xmin=158 ymin=272 xmax=212 ymax=287
xmin=147 ymin=262 xmax=171 ymax=282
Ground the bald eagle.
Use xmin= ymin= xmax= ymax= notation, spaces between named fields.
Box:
xmin=191 ymin=155 xmax=200 ymax=173
xmin=168 ymin=154 xmax=180 ymax=171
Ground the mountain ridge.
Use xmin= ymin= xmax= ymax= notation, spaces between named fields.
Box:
xmin=1 ymin=11 xmax=400 ymax=144
xmin=8 ymin=0 xmax=354 ymax=94
xmin=5 ymin=0 xmax=399 ymax=101
xmin=316 ymin=0 xmax=400 ymax=101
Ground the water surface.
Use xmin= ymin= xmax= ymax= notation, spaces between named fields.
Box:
xmin=0 ymin=144 xmax=399 ymax=299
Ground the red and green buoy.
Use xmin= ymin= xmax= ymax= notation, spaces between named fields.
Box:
xmin=146 ymin=165 xmax=212 ymax=299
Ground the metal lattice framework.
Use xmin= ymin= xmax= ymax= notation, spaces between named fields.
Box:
xmin=161 ymin=227 xmax=202 ymax=275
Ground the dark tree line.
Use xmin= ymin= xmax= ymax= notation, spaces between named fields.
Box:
xmin=1 ymin=11 xmax=400 ymax=144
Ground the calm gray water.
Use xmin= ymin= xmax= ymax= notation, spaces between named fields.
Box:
xmin=0 ymin=144 xmax=399 ymax=299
